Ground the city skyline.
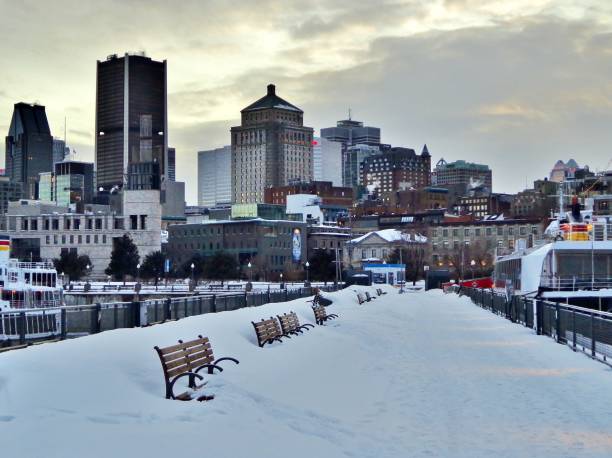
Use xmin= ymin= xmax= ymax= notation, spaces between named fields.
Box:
xmin=1 ymin=0 xmax=612 ymax=203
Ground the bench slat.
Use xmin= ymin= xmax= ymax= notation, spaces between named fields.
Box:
xmin=158 ymin=337 xmax=209 ymax=355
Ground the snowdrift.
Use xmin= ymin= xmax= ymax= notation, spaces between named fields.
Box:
xmin=2 ymin=285 xmax=612 ymax=458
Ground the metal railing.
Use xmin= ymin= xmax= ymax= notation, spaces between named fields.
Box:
xmin=457 ymin=287 xmax=612 ymax=366
xmin=539 ymin=275 xmax=612 ymax=291
xmin=1 ymin=284 xmax=341 ymax=348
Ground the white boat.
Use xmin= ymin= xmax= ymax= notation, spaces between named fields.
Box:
xmin=493 ymin=201 xmax=612 ymax=311
xmin=0 ymin=236 xmax=63 ymax=312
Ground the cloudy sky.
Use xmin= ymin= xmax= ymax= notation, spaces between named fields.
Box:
xmin=1 ymin=0 xmax=611 ymax=203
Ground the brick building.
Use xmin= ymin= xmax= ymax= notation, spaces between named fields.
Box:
xmin=264 ymin=181 xmax=353 ymax=207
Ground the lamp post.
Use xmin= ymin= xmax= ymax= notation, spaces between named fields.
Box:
xmin=280 ymin=272 xmax=284 ymax=289
xmin=86 ymin=264 xmax=90 ymax=280
xmin=136 ymin=263 xmax=141 ymax=282
xmin=190 ymin=262 xmax=195 ymax=282
xmin=61 ymin=271 xmax=66 ymax=288
xmin=470 ymin=259 xmax=476 ymax=279
xmin=247 ymin=262 xmax=252 ymax=282
xmin=305 ymin=261 xmax=310 ymax=283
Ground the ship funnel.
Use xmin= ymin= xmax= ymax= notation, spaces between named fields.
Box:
xmin=0 ymin=235 xmax=10 ymax=263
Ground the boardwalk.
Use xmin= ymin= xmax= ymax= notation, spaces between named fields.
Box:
xmin=2 ymin=288 xmax=612 ymax=457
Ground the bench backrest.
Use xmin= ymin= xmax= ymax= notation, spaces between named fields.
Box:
xmin=313 ymin=305 xmax=327 ymax=321
xmin=277 ymin=312 xmax=300 ymax=334
xmin=357 ymin=293 xmax=366 ymax=304
xmin=155 ymin=336 xmax=214 ymax=382
xmin=252 ymin=317 xmax=282 ymax=346
xmin=365 ymin=291 xmax=372 ymax=301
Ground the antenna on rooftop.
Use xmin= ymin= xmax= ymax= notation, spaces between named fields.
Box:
xmin=348 ymin=107 xmax=352 ymax=120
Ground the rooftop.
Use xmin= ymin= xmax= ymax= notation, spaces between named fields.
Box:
xmin=241 ymin=84 xmax=302 ymax=113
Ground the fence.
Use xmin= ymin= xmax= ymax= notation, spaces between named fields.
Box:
xmin=458 ymin=287 xmax=612 ymax=366
xmin=1 ymin=285 xmax=340 ymax=348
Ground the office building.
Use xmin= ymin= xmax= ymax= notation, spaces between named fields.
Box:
xmin=3 ymin=190 xmax=162 ymax=277
xmin=320 ymin=117 xmax=380 ymax=148
xmin=95 ymin=53 xmax=167 ymax=191
xmin=39 ymin=161 xmax=95 ymax=207
xmin=198 ymin=146 xmax=231 ymax=206
xmin=343 ymin=144 xmax=380 ymax=189
xmin=231 ymin=84 xmax=314 ymax=204
xmin=167 ymin=219 xmax=307 ymax=276
xmin=362 ymin=146 xmax=431 ymax=201
xmin=312 ymin=137 xmax=342 ymax=186
xmin=0 ymin=176 xmax=23 ymax=214
xmin=432 ymin=159 xmax=492 ymax=194
xmin=53 ymin=138 xmax=70 ymax=164
xmin=167 ymin=147 xmax=176 ymax=181
xmin=264 ymin=180 xmax=353 ymax=207
xmin=127 ymin=162 xmax=161 ymax=190
xmin=5 ymin=103 xmax=54 ymax=199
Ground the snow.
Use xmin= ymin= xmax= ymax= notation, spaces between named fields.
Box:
xmin=3 ymin=288 xmax=612 ymax=457
xmin=349 ymin=228 xmax=427 ymax=244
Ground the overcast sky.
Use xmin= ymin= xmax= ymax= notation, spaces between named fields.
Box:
xmin=1 ymin=0 xmax=611 ymax=203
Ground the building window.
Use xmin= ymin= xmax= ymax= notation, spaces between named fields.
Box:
xmin=130 ymin=215 xmax=138 ymax=230
xmin=95 ymin=219 xmax=102 ymax=230
xmin=464 ymin=228 xmax=470 ymax=236
xmin=86 ymin=235 xmax=90 ymax=244
xmin=520 ymin=226 xmax=527 ymax=236
xmin=497 ymin=227 xmax=503 ymax=236
xmin=140 ymin=215 xmax=147 ymax=230
xmin=52 ymin=219 xmax=59 ymax=230
xmin=486 ymin=227 xmax=492 ymax=236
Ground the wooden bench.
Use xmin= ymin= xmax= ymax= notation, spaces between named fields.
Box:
xmin=357 ymin=292 xmax=366 ymax=305
xmin=252 ymin=317 xmax=285 ymax=347
xmin=154 ymin=336 xmax=239 ymax=401
xmin=365 ymin=291 xmax=376 ymax=301
xmin=376 ymin=288 xmax=387 ymax=296
xmin=312 ymin=305 xmax=338 ymax=325
xmin=277 ymin=311 xmax=314 ymax=336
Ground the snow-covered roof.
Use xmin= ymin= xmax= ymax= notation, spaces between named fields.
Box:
xmin=349 ymin=229 xmax=427 ymax=244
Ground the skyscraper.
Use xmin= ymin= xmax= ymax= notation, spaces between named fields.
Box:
xmin=5 ymin=103 xmax=54 ymax=199
xmin=95 ymin=53 xmax=167 ymax=191
xmin=38 ymin=160 xmax=95 ymax=206
xmin=198 ymin=146 xmax=231 ymax=207
xmin=312 ymin=137 xmax=342 ymax=186
xmin=231 ymin=84 xmax=314 ymax=204
xmin=52 ymin=138 xmax=69 ymax=164
xmin=321 ymin=116 xmax=381 ymax=189
xmin=167 ymin=147 xmax=176 ymax=181
xmin=432 ymin=158 xmax=492 ymax=193
xmin=320 ymin=117 xmax=380 ymax=148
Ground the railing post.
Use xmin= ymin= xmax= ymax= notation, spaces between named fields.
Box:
xmin=244 ymin=292 xmax=248 ymax=308
xmin=60 ymin=307 xmax=68 ymax=340
xmin=591 ymin=312 xmax=596 ymax=358
xmin=18 ymin=311 xmax=26 ymax=345
xmin=164 ymin=298 xmax=171 ymax=322
xmin=555 ymin=303 xmax=561 ymax=342
xmin=572 ymin=309 xmax=577 ymax=351
xmin=211 ymin=295 xmax=217 ymax=313
xmin=131 ymin=301 xmax=141 ymax=327
xmin=92 ymin=303 xmax=102 ymax=334
xmin=536 ymin=301 xmax=543 ymax=335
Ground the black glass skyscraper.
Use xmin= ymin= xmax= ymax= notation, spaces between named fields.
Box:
xmin=95 ymin=53 xmax=167 ymax=191
xmin=5 ymin=103 xmax=53 ymax=199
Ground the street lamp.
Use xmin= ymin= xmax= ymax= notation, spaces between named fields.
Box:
xmin=190 ymin=262 xmax=195 ymax=282
xmin=86 ymin=264 xmax=90 ymax=280
xmin=136 ymin=263 xmax=141 ymax=282
xmin=470 ymin=259 xmax=476 ymax=279
xmin=247 ymin=262 xmax=252 ymax=283
xmin=305 ymin=261 xmax=310 ymax=283
xmin=280 ymin=272 xmax=283 ymax=288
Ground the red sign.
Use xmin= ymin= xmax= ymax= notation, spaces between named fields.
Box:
xmin=458 ymin=277 xmax=493 ymax=289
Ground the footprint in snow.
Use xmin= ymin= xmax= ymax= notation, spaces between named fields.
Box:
xmin=0 ymin=415 xmax=15 ymax=422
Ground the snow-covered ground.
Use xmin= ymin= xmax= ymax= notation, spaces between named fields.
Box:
xmin=2 ymin=287 xmax=612 ymax=457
